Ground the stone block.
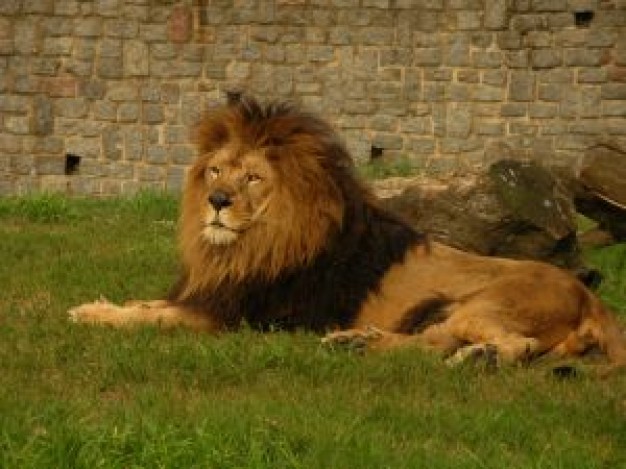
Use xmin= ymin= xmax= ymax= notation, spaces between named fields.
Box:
xmin=103 ymin=128 xmax=122 ymax=160
xmin=472 ymin=51 xmax=503 ymax=68
xmin=358 ymin=27 xmax=394 ymax=46
xmin=531 ymin=49 xmax=561 ymax=69
xmin=4 ymin=116 xmax=30 ymax=134
xmin=455 ymin=11 xmax=482 ymax=30
xmin=559 ymin=89 xmax=579 ymax=118
xmin=508 ymin=122 xmax=537 ymax=135
xmin=167 ymin=166 xmax=187 ymax=192
xmin=11 ymin=154 xmax=35 ymax=175
xmin=140 ymin=24 xmax=167 ymax=43
xmin=497 ymin=31 xmax=522 ymax=49
xmin=74 ymin=18 xmax=103 ymax=37
xmin=601 ymin=84 xmax=626 ymax=100
xmin=423 ymin=83 xmax=446 ymax=101
xmin=31 ymin=95 xmax=53 ymax=136
xmin=372 ymin=133 xmax=404 ymax=150
xmin=23 ymin=136 xmax=63 ymax=154
xmin=35 ymin=156 xmax=65 ymax=175
xmin=482 ymin=70 xmax=506 ymax=86
xmin=43 ymin=38 xmax=73 ymax=56
xmin=118 ymin=103 xmax=140 ymax=122
xmin=563 ymin=48 xmax=607 ymax=67
xmin=137 ymin=164 xmax=165 ymax=181
xmin=105 ymin=19 xmax=139 ymax=39
xmin=531 ymin=0 xmax=566 ymax=11
xmin=413 ymin=48 xmax=442 ymax=66
xmin=55 ymin=98 xmax=89 ymax=118
xmin=407 ymin=138 xmax=435 ymax=155
xmin=485 ymin=0 xmax=508 ymax=29
xmin=94 ymin=101 xmax=117 ymax=121
xmin=143 ymin=104 xmax=165 ymax=124
xmin=380 ymin=48 xmax=412 ymax=67
xmin=476 ymin=121 xmax=504 ymax=135
xmin=67 ymin=137 xmax=101 ymax=159
xmin=508 ymin=71 xmax=535 ymax=101
xmin=601 ymin=102 xmax=626 ymax=117
xmin=124 ymin=40 xmax=149 ymax=76
xmin=95 ymin=0 xmax=119 ymax=17
xmin=440 ymin=138 xmax=482 ymax=153
xmin=568 ymin=121 xmax=603 ymax=135
xmin=145 ymin=145 xmax=168 ymax=165
xmin=444 ymin=33 xmax=469 ymax=66
xmin=0 ymin=0 xmax=21 ymax=14
xmin=538 ymin=83 xmax=562 ymax=101
xmin=447 ymin=83 xmax=471 ymax=101
xmin=107 ymin=84 xmax=138 ymax=102
xmin=171 ymin=146 xmax=194 ymax=165
xmin=511 ymin=14 xmax=545 ymax=33
xmin=473 ymin=85 xmax=504 ymax=101
xmin=529 ymin=103 xmax=557 ymax=118
xmin=306 ymin=45 xmax=335 ymax=62
xmin=500 ymin=103 xmax=527 ymax=117
xmin=55 ymin=1 xmax=80 ymax=16
xmin=577 ymin=68 xmax=607 ymax=84
xmin=14 ymin=20 xmax=40 ymax=55
xmin=124 ymin=137 xmax=143 ymax=161
xmin=457 ymin=70 xmax=480 ymax=83
xmin=0 ymin=134 xmax=23 ymax=153
xmin=446 ymin=107 xmax=471 ymax=138
xmin=503 ymin=50 xmax=528 ymax=69
xmin=97 ymin=57 xmax=123 ymax=79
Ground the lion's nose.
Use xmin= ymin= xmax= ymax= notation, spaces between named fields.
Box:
xmin=208 ymin=190 xmax=233 ymax=211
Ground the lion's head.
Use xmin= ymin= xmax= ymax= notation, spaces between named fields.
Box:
xmin=179 ymin=96 xmax=368 ymax=297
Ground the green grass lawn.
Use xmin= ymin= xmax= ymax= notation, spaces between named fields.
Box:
xmin=1 ymin=193 xmax=625 ymax=469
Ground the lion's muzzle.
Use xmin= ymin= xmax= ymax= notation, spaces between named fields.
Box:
xmin=208 ymin=190 xmax=233 ymax=211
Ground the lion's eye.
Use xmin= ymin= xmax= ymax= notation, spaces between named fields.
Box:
xmin=207 ymin=166 xmax=220 ymax=179
xmin=245 ymin=173 xmax=262 ymax=185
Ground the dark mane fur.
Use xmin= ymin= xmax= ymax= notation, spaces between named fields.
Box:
xmin=170 ymin=96 xmax=426 ymax=331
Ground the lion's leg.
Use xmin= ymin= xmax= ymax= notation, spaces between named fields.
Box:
xmin=123 ymin=299 xmax=171 ymax=308
xmin=68 ymin=299 xmax=219 ymax=332
xmin=444 ymin=301 xmax=542 ymax=364
xmin=321 ymin=324 xmax=463 ymax=355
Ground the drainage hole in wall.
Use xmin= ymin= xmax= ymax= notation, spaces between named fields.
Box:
xmin=226 ymin=90 xmax=243 ymax=105
xmin=574 ymin=10 xmax=594 ymax=27
xmin=370 ymin=145 xmax=384 ymax=161
xmin=65 ymin=154 xmax=81 ymax=175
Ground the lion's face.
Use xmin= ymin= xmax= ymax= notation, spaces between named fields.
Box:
xmin=178 ymin=96 xmax=358 ymax=292
xmin=195 ymin=145 xmax=275 ymax=245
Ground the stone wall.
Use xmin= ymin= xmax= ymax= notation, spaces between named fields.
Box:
xmin=0 ymin=0 xmax=625 ymax=195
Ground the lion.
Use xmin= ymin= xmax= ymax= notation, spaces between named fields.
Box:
xmin=69 ymin=96 xmax=626 ymax=372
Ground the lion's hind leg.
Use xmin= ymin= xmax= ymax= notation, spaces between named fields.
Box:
xmin=443 ymin=300 xmax=542 ymax=365
xmin=321 ymin=324 xmax=463 ymax=356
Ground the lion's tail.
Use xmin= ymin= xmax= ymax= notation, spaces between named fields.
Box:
xmin=585 ymin=294 xmax=626 ymax=374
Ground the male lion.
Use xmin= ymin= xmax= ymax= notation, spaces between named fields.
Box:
xmin=70 ymin=96 xmax=626 ymax=371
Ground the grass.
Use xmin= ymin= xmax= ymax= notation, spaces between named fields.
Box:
xmin=357 ymin=157 xmax=423 ymax=180
xmin=1 ymin=193 xmax=625 ymax=469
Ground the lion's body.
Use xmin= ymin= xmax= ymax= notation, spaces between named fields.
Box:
xmin=70 ymin=96 xmax=626 ymax=371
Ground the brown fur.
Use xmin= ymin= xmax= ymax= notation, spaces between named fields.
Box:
xmin=69 ymin=96 xmax=626 ymax=373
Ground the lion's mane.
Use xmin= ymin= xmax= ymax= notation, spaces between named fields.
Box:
xmin=169 ymin=97 xmax=425 ymax=330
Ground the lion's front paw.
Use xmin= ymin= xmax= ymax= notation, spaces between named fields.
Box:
xmin=68 ymin=299 xmax=123 ymax=325
xmin=321 ymin=326 xmax=385 ymax=352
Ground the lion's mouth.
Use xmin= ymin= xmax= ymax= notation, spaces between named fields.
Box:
xmin=206 ymin=218 xmax=242 ymax=232
xmin=203 ymin=218 xmax=244 ymax=245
